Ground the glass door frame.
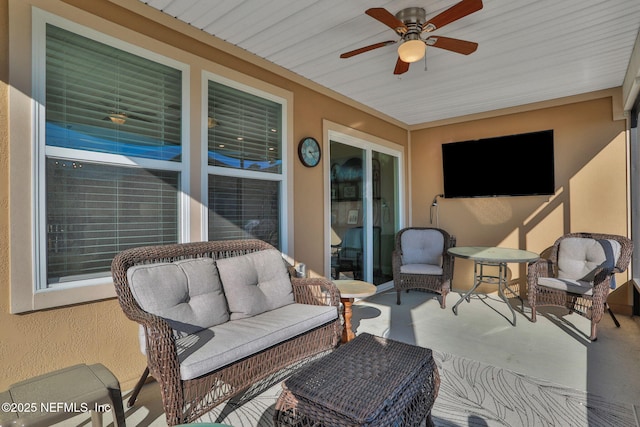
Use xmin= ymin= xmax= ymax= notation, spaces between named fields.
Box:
xmin=630 ymin=95 xmax=639 ymax=314
xmin=323 ymin=126 xmax=405 ymax=285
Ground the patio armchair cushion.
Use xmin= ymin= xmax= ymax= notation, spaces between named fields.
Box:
xmin=400 ymin=229 xmax=445 ymax=266
xmin=216 ymin=249 xmax=295 ymax=320
xmin=177 ymin=303 xmax=337 ymax=380
xmin=399 ymin=264 xmax=443 ymax=275
xmin=557 ymin=237 xmax=621 ymax=283
xmin=537 ymin=277 xmax=594 ymax=295
xmin=127 ymin=257 xmax=229 ymax=337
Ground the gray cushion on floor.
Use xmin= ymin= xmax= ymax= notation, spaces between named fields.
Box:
xmin=176 ymin=303 xmax=337 ymax=380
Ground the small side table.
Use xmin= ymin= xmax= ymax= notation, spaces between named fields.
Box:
xmin=333 ymin=279 xmax=377 ymax=343
xmin=0 ymin=363 xmax=126 ymax=427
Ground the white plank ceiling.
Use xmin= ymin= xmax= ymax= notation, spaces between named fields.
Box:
xmin=138 ymin=0 xmax=640 ymax=126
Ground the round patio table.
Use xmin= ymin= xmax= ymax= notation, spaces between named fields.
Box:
xmin=448 ymin=246 xmax=539 ymax=325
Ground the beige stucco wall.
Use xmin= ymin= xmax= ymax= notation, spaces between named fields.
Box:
xmin=410 ymin=95 xmax=630 ymax=299
xmin=0 ymin=0 xmax=633 ymax=393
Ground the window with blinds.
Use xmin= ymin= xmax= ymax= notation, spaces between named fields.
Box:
xmin=43 ymin=24 xmax=182 ymax=286
xmin=207 ymin=81 xmax=282 ymax=172
xmin=207 ymin=80 xmax=284 ymax=248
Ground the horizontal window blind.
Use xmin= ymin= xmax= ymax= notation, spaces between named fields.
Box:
xmin=207 ymin=81 xmax=282 ymax=173
xmin=46 ymin=157 xmax=179 ymax=284
xmin=208 ymin=175 xmax=279 ymax=248
xmin=46 ymin=24 xmax=182 ymax=161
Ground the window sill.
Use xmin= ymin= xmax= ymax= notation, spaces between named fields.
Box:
xmin=11 ymin=281 xmax=117 ymax=314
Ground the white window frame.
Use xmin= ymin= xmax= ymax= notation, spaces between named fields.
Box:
xmin=11 ymin=9 xmax=191 ymax=312
xmin=201 ymin=72 xmax=290 ymax=254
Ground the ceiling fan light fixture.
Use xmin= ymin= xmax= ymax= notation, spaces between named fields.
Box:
xmin=398 ymin=39 xmax=425 ymax=63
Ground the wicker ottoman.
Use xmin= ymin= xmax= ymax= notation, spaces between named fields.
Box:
xmin=274 ymin=333 xmax=439 ymax=426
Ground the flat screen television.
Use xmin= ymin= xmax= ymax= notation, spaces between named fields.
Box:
xmin=441 ymin=129 xmax=555 ymax=198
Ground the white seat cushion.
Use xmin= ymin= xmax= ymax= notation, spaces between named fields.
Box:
xmin=538 ymin=277 xmax=593 ymax=296
xmin=177 ymin=303 xmax=337 ymax=380
xmin=400 ymin=264 xmax=443 ymax=275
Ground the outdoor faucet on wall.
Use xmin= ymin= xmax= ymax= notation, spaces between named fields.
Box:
xmin=430 ymin=194 xmax=444 ymax=226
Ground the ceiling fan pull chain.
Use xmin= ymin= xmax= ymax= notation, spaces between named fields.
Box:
xmin=424 ymin=53 xmax=428 ymax=72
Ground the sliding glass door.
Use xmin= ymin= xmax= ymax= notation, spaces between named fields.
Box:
xmin=329 ymin=138 xmax=400 ymax=285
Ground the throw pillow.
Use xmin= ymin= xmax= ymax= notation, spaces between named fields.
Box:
xmin=216 ymin=249 xmax=294 ymax=320
xmin=127 ymin=257 xmax=229 ymax=337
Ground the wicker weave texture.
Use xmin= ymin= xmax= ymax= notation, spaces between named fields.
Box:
xmin=527 ymin=232 xmax=633 ymax=340
xmin=392 ymin=227 xmax=456 ymax=308
xmin=111 ymin=239 xmax=341 ymax=425
xmin=274 ymin=333 xmax=440 ymax=427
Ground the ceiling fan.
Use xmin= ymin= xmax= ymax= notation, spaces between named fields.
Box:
xmin=340 ymin=0 xmax=482 ymax=75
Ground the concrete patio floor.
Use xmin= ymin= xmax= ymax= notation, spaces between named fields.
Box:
xmin=54 ymin=287 xmax=640 ymax=426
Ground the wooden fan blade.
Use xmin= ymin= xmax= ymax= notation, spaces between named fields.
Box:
xmin=423 ymin=0 xmax=483 ymax=32
xmin=426 ymin=36 xmax=478 ymax=55
xmin=340 ymin=41 xmax=397 ymax=59
xmin=393 ymin=57 xmax=410 ymax=75
xmin=366 ymin=8 xmax=407 ymax=33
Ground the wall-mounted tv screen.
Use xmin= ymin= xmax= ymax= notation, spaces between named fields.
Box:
xmin=442 ymin=129 xmax=555 ymax=198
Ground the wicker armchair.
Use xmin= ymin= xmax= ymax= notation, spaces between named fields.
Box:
xmin=111 ymin=239 xmax=341 ymax=425
xmin=527 ymin=232 xmax=633 ymax=341
xmin=392 ymin=227 xmax=456 ymax=308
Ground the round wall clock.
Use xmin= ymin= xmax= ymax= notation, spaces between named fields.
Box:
xmin=298 ymin=137 xmax=321 ymax=167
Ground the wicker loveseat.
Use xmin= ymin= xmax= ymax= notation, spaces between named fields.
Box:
xmin=111 ymin=239 xmax=341 ymax=425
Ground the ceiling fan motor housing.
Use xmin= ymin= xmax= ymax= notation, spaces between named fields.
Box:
xmin=395 ymin=7 xmax=426 ymax=38
xmin=395 ymin=7 xmax=426 ymax=25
